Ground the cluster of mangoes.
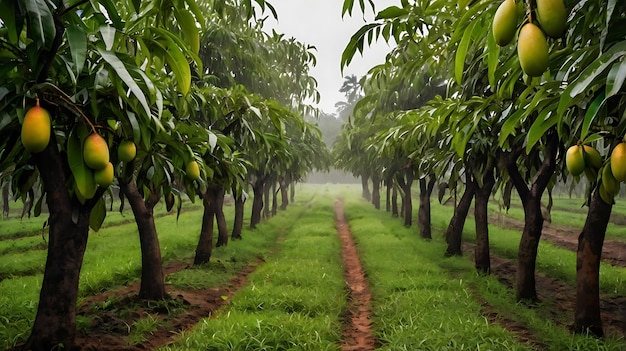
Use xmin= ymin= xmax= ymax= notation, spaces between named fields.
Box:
xmin=566 ymin=143 xmax=626 ymax=203
xmin=492 ymin=0 xmax=567 ymax=77
xmin=20 ymin=99 xmax=137 ymax=198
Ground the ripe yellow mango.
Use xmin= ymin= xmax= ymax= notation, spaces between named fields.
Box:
xmin=583 ymin=145 xmax=602 ymax=170
xmin=186 ymin=160 xmax=200 ymax=180
xmin=21 ymin=100 xmax=51 ymax=153
xmin=610 ymin=143 xmax=626 ymax=182
xmin=83 ymin=133 xmax=110 ymax=170
xmin=492 ymin=0 xmax=518 ymax=46
xmin=94 ymin=162 xmax=114 ymax=187
xmin=565 ymin=145 xmax=585 ymax=176
xmin=517 ymin=23 xmax=549 ymax=77
xmin=117 ymin=140 xmax=136 ymax=163
xmin=536 ymin=0 xmax=567 ymax=38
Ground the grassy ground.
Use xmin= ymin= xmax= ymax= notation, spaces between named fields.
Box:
xmin=2 ymin=184 xmax=625 ymax=350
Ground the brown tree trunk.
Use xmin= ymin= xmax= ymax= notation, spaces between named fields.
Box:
xmin=385 ymin=180 xmax=391 ymax=212
xmin=250 ymin=179 xmax=264 ymax=229
xmin=120 ymin=181 xmax=166 ymax=300
xmin=507 ymin=133 xmax=558 ymax=302
xmin=418 ymin=176 xmax=436 ymax=239
xmin=271 ymin=182 xmax=278 ymax=216
xmin=3 ymin=182 xmax=10 ymax=217
xmin=361 ymin=172 xmax=371 ymax=201
xmin=195 ymin=190 xmax=216 ymax=264
xmin=26 ymin=140 xmax=92 ymax=351
xmin=391 ymin=183 xmax=399 ymax=217
xmin=215 ymin=186 xmax=229 ymax=247
xmin=445 ymin=181 xmax=475 ymax=257
xmin=399 ymin=169 xmax=414 ymax=227
xmin=290 ymin=182 xmax=295 ymax=203
xmin=371 ymin=174 xmax=381 ymax=210
xmin=573 ymin=190 xmax=611 ymax=337
xmin=231 ymin=192 xmax=245 ymax=240
xmin=474 ymin=170 xmax=495 ymax=274
xmin=279 ymin=179 xmax=289 ymax=210
xmin=262 ymin=179 xmax=272 ymax=219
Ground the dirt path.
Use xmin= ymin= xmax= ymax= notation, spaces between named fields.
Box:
xmin=334 ymin=199 xmax=377 ymax=351
xmin=73 ymin=259 xmax=261 ymax=350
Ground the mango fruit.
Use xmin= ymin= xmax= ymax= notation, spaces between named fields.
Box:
xmin=583 ymin=145 xmax=602 ymax=170
xmin=565 ymin=145 xmax=585 ymax=176
xmin=118 ymin=140 xmax=136 ymax=163
xmin=610 ymin=143 xmax=626 ymax=181
xmin=21 ymin=100 xmax=51 ymax=153
xmin=536 ymin=0 xmax=567 ymax=38
xmin=186 ymin=160 xmax=200 ymax=180
xmin=492 ymin=0 xmax=518 ymax=46
xmin=517 ymin=23 xmax=549 ymax=77
xmin=602 ymin=163 xmax=620 ymax=195
xmin=94 ymin=162 xmax=114 ymax=187
xmin=83 ymin=133 xmax=110 ymax=170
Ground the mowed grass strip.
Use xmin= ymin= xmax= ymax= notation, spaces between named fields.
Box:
xmin=161 ymin=190 xmax=346 ymax=351
xmin=341 ymin=186 xmax=626 ymax=350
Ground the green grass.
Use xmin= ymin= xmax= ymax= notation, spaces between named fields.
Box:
xmin=161 ymin=189 xmax=346 ymax=351
xmin=344 ymin=189 xmax=626 ymax=350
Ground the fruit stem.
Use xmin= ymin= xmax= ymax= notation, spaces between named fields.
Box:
xmin=38 ymin=83 xmax=97 ymax=134
xmin=525 ymin=0 xmax=533 ymax=23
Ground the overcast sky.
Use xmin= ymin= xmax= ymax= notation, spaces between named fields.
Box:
xmin=263 ymin=0 xmax=397 ymax=115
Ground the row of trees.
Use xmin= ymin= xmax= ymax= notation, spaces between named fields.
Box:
xmin=0 ymin=0 xmax=329 ymax=349
xmin=335 ymin=0 xmax=625 ymax=338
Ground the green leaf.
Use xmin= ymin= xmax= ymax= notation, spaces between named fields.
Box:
xmin=95 ymin=0 xmax=123 ymax=29
xmin=486 ymin=24 xmax=499 ymax=90
xmin=66 ymin=25 xmax=87 ymax=76
xmin=149 ymin=30 xmax=192 ymax=95
xmin=24 ymin=0 xmax=55 ymax=50
xmin=175 ymin=8 xmax=200 ymax=55
xmin=89 ymin=197 xmax=106 ymax=232
xmin=97 ymin=49 xmax=152 ymax=118
xmin=0 ymin=0 xmax=20 ymax=43
xmin=581 ymin=91 xmax=606 ymax=141
xmin=606 ymin=60 xmax=626 ymax=99
xmin=526 ymin=110 xmax=557 ymax=153
xmin=455 ymin=20 xmax=476 ymax=85
xmin=375 ymin=6 xmax=408 ymax=19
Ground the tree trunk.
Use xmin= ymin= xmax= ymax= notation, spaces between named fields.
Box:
xmin=507 ymin=133 xmax=558 ymax=302
xmin=474 ymin=170 xmax=495 ymax=274
xmin=445 ymin=181 xmax=475 ymax=257
xmin=215 ymin=186 xmax=228 ymax=247
xmin=3 ymin=182 xmax=10 ymax=217
xmin=194 ymin=190 xmax=215 ymax=264
xmin=391 ymin=183 xmax=399 ymax=217
xmin=290 ymin=182 xmax=295 ymax=203
xmin=361 ymin=172 xmax=371 ymax=201
xmin=573 ymin=190 xmax=612 ymax=337
xmin=385 ymin=181 xmax=391 ymax=212
xmin=271 ymin=182 xmax=278 ymax=216
xmin=26 ymin=139 xmax=91 ymax=351
xmin=418 ymin=176 xmax=436 ymax=239
xmin=371 ymin=174 xmax=381 ymax=210
xmin=231 ymin=192 xmax=245 ymax=240
xmin=120 ymin=181 xmax=166 ymax=300
xmin=250 ymin=180 xmax=264 ymax=229
xmin=399 ymin=169 xmax=414 ymax=227
xmin=279 ymin=179 xmax=289 ymax=210
xmin=262 ymin=179 xmax=271 ymax=220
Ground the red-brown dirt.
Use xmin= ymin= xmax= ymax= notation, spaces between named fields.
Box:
xmin=334 ymin=199 xmax=377 ymax=351
xmin=73 ymin=260 xmax=259 ymax=350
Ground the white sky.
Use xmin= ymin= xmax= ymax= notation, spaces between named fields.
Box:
xmin=263 ymin=0 xmax=397 ymax=115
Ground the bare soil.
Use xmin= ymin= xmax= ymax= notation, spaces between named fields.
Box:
xmin=334 ymin=199 xmax=377 ymax=351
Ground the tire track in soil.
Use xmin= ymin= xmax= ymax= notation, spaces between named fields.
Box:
xmin=334 ymin=199 xmax=377 ymax=351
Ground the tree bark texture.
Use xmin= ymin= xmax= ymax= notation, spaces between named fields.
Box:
xmin=231 ymin=193 xmax=245 ymax=240
xmin=445 ymin=182 xmax=475 ymax=257
xmin=474 ymin=170 xmax=495 ymax=274
xmin=385 ymin=181 xmax=391 ymax=212
xmin=195 ymin=190 xmax=216 ymax=264
xmin=214 ymin=186 xmax=229 ymax=247
xmin=120 ymin=181 xmax=166 ymax=300
xmin=418 ymin=177 xmax=436 ymax=239
xmin=391 ymin=183 xmax=399 ymax=217
xmin=574 ymin=190 xmax=611 ymax=337
xmin=250 ymin=180 xmax=264 ymax=229
xmin=26 ymin=138 xmax=90 ymax=351
xmin=371 ymin=174 xmax=381 ymax=210
xmin=361 ymin=172 xmax=371 ymax=201
xmin=262 ymin=179 xmax=272 ymax=220
xmin=399 ymin=170 xmax=414 ymax=227
xmin=279 ymin=179 xmax=289 ymax=210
